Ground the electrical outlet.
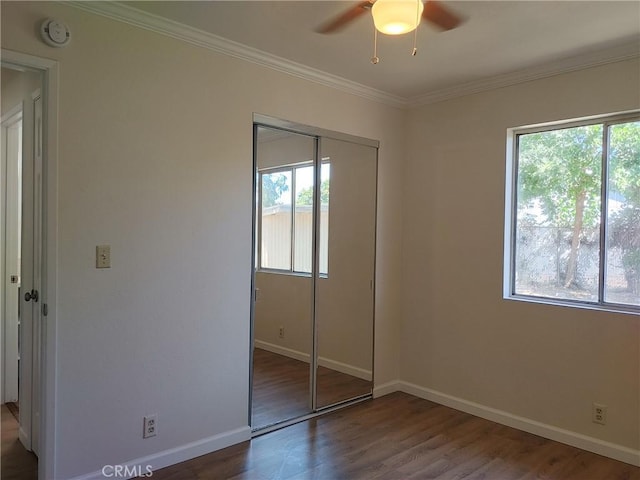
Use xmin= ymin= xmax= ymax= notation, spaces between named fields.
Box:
xmin=592 ymin=403 xmax=607 ymax=425
xmin=279 ymin=326 xmax=284 ymax=339
xmin=143 ymin=414 xmax=157 ymax=438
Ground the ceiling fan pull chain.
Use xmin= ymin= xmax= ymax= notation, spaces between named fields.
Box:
xmin=371 ymin=26 xmax=380 ymax=64
xmin=412 ymin=0 xmax=420 ymax=56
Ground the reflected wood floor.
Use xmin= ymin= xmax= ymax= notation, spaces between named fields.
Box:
xmin=1 ymin=404 xmax=38 ymax=480
xmin=153 ymin=392 xmax=639 ymax=480
xmin=252 ymin=348 xmax=371 ymax=429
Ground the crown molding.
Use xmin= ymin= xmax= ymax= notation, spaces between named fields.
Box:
xmin=409 ymin=39 xmax=640 ymax=107
xmin=67 ymin=2 xmax=638 ymax=110
xmin=66 ymin=1 xmax=409 ymax=108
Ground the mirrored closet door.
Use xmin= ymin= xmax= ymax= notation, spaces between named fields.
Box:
xmin=315 ymin=138 xmax=377 ymax=409
xmin=251 ymin=118 xmax=377 ymax=431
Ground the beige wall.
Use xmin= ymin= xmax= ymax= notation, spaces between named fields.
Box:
xmin=402 ymin=58 xmax=640 ymax=451
xmin=1 ymin=2 xmax=405 ymax=478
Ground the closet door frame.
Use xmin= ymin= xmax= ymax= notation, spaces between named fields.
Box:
xmin=250 ymin=114 xmax=378 ymax=433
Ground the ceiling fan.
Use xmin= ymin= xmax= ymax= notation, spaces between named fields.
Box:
xmin=316 ymin=0 xmax=462 ymax=35
xmin=317 ymin=0 xmax=463 ymax=63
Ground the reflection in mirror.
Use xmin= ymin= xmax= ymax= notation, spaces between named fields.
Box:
xmin=252 ymin=126 xmax=315 ymax=429
xmin=252 ymin=121 xmax=377 ymax=430
xmin=316 ymin=138 xmax=376 ymax=408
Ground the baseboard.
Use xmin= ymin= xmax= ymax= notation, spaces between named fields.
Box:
xmin=254 ymin=340 xmax=373 ymax=380
xmin=67 ymin=426 xmax=251 ymax=480
xmin=18 ymin=426 xmax=30 ymax=451
xmin=254 ymin=340 xmax=309 ymax=363
xmin=372 ymin=380 xmax=400 ymax=398
xmin=398 ymin=381 xmax=640 ymax=467
xmin=317 ymin=357 xmax=371 ymax=381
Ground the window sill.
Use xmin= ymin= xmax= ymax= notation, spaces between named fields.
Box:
xmin=255 ymin=269 xmax=329 ymax=279
xmin=257 ymin=269 xmax=311 ymax=278
xmin=504 ymin=294 xmax=640 ymax=317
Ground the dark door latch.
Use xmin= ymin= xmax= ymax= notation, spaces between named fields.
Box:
xmin=25 ymin=289 xmax=39 ymax=302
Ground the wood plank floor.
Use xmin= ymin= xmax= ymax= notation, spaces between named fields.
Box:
xmin=153 ymin=392 xmax=639 ymax=480
xmin=1 ymin=404 xmax=38 ymax=480
xmin=252 ymin=348 xmax=310 ymax=428
xmin=252 ymin=348 xmax=371 ymax=429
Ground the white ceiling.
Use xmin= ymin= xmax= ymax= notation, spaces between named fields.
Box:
xmin=121 ymin=1 xmax=639 ymax=102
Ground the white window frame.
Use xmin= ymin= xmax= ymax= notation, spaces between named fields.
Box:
xmin=257 ymin=162 xmax=315 ymax=276
xmin=504 ymin=111 xmax=640 ymax=315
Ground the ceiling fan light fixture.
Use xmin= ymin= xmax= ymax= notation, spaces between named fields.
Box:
xmin=372 ymin=0 xmax=424 ymax=35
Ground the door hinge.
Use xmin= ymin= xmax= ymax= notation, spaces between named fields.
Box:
xmin=43 ymin=303 xmax=48 ymax=317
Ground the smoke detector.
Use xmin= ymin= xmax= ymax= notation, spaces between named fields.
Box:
xmin=40 ymin=18 xmax=71 ymax=48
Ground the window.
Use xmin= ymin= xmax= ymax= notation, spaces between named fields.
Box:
xmin=506 ymin=113 xmax=640 ymax=312
xmin=258 ymin=163 xmax=330 ymax=275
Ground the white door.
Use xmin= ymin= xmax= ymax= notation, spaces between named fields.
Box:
xmin=1 ymin=107 xmax=22 ymax=404
xmin=31 ymin=92 xmax=43 ymax=456
xmin=18 ymin=90 xmax=43 ymax=456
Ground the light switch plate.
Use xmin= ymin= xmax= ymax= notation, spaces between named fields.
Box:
xmin=96 ymin=245 xmax=111 ymax=268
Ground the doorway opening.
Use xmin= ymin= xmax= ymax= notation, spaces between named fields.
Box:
xmin=250 ymin=115 xmax=378 ymax=433
xmin=1 ymin=60 xmax=45 ymax=480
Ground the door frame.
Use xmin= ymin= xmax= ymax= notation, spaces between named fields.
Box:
xmin=2 ymin=49 xmax=59 ymax=480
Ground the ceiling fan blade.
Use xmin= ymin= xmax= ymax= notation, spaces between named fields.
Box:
xmin=316 ymin=1 xmax=372 ymax=34
xmin=422 ymin=0 xmax=462 ymax=31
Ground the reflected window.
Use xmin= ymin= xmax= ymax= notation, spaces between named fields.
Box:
xmin=318 ymin=162 xmax=330 ymax=276
xmin=260 ymin=170 xmax=292 ymax=270
xmin=259 ymin=163 xmax=330 ymax=275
